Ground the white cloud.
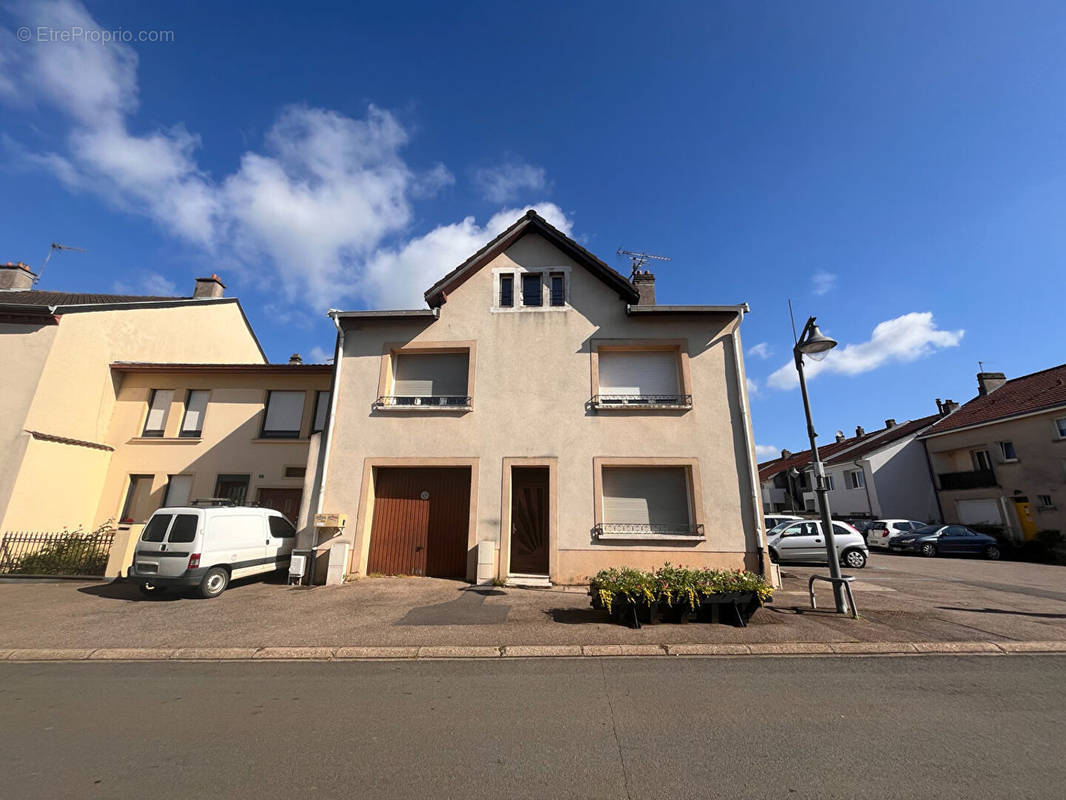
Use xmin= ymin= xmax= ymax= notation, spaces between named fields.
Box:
xmin=1 ymin=1 xmax=559 ymax=312
xmin=812 ymin=270 xmax=837 ymax=295
xmin=747 ymin=342 xmax=772 ymax=359
xmin=473 ymin=161 xmax=548 ymax=203
xmin=766 ymin=312 xmax=964 ymax=390
xmin=746 ymin=377 xmax=759 ymax=397
xmin=755 ymin=444 xmax=780 ymax=461
xmin=140 ymin=272 xmax=178 ymax=296
xmin=308 ymin=345 xmax=334 ymax=364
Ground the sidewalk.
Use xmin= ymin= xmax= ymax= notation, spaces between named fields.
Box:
xmin=1 ymin=553 xmax=1064 ymax=655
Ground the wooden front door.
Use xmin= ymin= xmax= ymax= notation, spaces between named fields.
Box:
xmin=367 ymin=468 xmax=470 ymax=579
xmin=509 ymin=467 xmax=549 ymax=575
xmin=257 ymin=488 xmax=303 ymax=523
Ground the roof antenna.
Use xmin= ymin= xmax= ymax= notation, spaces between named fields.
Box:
xmin=617 ymin=247 xmax=670 ymax=280
xmin=978 ymin=360 xmax=985 ymax=372
xmin=36 ymin=243 xmax=87 ymax=286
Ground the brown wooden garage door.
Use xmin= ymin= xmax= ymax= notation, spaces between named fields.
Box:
xmin=366 ymin=467 xmax=471 ymax=579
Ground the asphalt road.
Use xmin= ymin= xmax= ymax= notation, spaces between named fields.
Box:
xmin=2 ymin=655 xmax=1063 ymax=799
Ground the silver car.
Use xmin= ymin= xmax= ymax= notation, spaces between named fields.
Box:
xmin=767 ymin=519 xmax=869 ymax=569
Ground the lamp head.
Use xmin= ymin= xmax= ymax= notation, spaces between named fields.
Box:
xmin=797 ymin=323 xmax=837 ymax=362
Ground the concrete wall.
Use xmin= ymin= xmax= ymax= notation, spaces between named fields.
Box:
xmin=867 ymin=437 xmax=940 ymax=522
xmin=321 ymin=232 xmax=763 ymax=584
xmin=1 ymin=301 xmax=267 ymax=532
xmin=924 ymin=410 xmax=1066 ymax=538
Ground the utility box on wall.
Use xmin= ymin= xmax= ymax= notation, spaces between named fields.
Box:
xmin=476 ymin=540 xmax=495 ymax=585
xmin=314 ymin=512 xmax=348 ymax=528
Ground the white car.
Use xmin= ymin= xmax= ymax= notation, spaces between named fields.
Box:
xmin=129 ymin=505 xmax=296 ymax=598
xmin=764 ymin=514 xmax=803 ymax=531
xmin=866 ymin=519 xmax=929 ymax=550
xmin=767 ymin=519 xmax=869 ymax=569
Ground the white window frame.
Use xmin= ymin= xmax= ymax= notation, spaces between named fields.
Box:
xmin=1054 ymin=417 xmax=1066 ymax=440
xmin=845 ymin=469 xmax=865 ymax=490
xmin=999 ymin=441 xmax=1018 ymax=462
xmin=491 ymin=266 xmax=570 ymax=312
xmin=1037 ymin=494 xmax=1054 ymax=509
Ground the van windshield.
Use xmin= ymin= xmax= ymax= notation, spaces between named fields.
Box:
xmin=141 ymin=514 xmax=172 ymax=542
xmin=167 ymin=514 xmax=199 ymax=543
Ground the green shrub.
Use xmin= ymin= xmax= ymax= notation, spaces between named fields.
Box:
xmin=589 ymin=563 xmax=774 ymax=613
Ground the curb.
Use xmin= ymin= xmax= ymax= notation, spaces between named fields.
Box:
xmin=3 ymin=641 xmax=1066 ymax=662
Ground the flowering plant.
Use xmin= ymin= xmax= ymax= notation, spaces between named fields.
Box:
xmin=589 ymin=564 xmax=773 ymax=613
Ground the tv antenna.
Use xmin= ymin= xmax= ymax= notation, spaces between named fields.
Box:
xmin=617 ymin=248 xmax=671 ymax=279
xmin=36 ymin=243 xmax=87 ymax=285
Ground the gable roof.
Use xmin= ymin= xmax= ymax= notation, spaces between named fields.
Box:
xmin=758 ymin=435 xmax=870 ymax=482
xmin=823 ymin=413 xmax=940 ymax=465
xmin=920 ymin=363 xmax=1066 ymax=437
xmin=423 ymin=210 xmax=640 ymax=307
xmin=0 ymin=290 xmax=182 ymax=306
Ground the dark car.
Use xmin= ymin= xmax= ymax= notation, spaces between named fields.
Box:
xmin=888 ymin=524 xmax=1001 ymax=560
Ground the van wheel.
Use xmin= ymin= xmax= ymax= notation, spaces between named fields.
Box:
xmin=138 ymin=582 xmax=166 ymax=597
xmin=198 ymin=567 xmax=229 ymax=599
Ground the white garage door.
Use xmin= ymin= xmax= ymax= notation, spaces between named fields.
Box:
xmin=956 ymin=499 xmax=1003 ymax=526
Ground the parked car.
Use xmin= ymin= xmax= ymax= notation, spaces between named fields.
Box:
xmin=765 ymin=514 xmax=803 ymax=531
xmin=767 ymin=520 xmax=869 ymax=569
xmin=866 ymin=519 xmax=929 ymax=550
xmin=888 ymin=524 xmax=1001 ymax=560
xmin=129 ymin=505 xmax=297 ymax=598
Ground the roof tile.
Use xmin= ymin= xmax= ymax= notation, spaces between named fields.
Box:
xmin=921 ymin=363 xmax=1066 ymax=435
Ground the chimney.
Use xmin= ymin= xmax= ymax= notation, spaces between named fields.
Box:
xmin=884 ymin=419 xmax=896 ymax=429
xmin=0 ymin=261 xmax=37 ymax=291
xmin=781 ymin=449 xmax=792 ymax=459
xmin=193 ymin=273 xmax=225 ymax=299
xmin=936 ymin=398 xmax=945 ymax=416
xmin=855 ymin=426 xmax=866 ymax=437
xmin=977 ymin=371 xmax=1007 ymax=397
xmin=288 ymin=353 xmax=303 ymax=365
xmin=942 ymin=399 xmax=960 ymax=414
xmin=835 ymin=430 xmax=846 ymax=443
xmin=631 ymin=269 xmax=656 ymax=305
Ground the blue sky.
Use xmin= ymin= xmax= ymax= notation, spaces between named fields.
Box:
xmin=3 ymin=0 xmax=1065 ymax=457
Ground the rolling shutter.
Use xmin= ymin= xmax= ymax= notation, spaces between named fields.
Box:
xmin=393 ymin=353 xmax=468 ymax=396
xmin=144 ymin=389 xmax=173 ymax=434
xmin=956 ymin=499 xmax=1003 ymax=526
xmin=598 ymin=351 xmax=679 ymax=396
xmin=164 ymin=475 xmax=193 ymax=507
xmin=181 ymin=390 xmax=209 ymax=435
xmin=602 ymin=467 xmax=691 ymax=526
xmin=264 ymin=391 xmax=305 ymax=434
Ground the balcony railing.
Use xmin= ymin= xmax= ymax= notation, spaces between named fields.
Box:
xmin=591 ymin=394 xmax=692 ymax=409
xmin=374 ymin=395 xmax=472 ymax=410
xmin=937 ymin=468 xmax=997 ymax=491
xmin=593 ymin=522 xmax=705 ymax=539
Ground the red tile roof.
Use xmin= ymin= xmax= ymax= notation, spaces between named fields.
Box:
xmin=758 ymin=433 xmax=876 ymax=482
xmin=823 ymin=413 xmax=940 ymax=465
xmin=921 ymin=363 xmax=1066 ymax=436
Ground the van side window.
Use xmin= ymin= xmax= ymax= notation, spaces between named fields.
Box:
xmin=269 ymin=516 xmax=297 ymax=538
xmin=141 ymin=514 xmax=172 ymax=542
xmin=167 ymin=514 xmax=199 ymax=544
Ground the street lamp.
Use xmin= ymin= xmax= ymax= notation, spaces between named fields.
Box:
xmin=793 ymin=316 xmax=848 ymax=613
xmin=787 ymin=467 xmax=800 ymax=513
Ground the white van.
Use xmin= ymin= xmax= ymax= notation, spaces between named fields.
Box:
xmin=129 ymin=505 xmax=297 ymax=598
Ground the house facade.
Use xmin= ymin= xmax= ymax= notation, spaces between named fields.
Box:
xmin=758 ymin=408 xmax=944 ymax=523
xmin=307 ymin=211 xmax=767 ymax=586
xmin=920 ymin=367 xmax=1066 ymax=540
xmin=0 ymin=266 xmax=268 ymax=534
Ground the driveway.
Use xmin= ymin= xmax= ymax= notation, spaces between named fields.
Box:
xmin=0 ymin=553 xmax=1063 ymax=649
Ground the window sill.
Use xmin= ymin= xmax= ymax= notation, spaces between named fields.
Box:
xmin=253 ymin=437 xmax=311 ymax=443
xmin=128 ymin=437 xmax=202 ymax=444
xmin=1000 ymin=458 xmax=1020 ymax=464
xmin=373 ymin=405 xmax=472 ymax=413
xmin=591 ymin=395 xmax=692 ymax=411
xmin=374 ymin=396 xmax=472 ymax=412
xmin=490 ymin=306 xmax=569 ymax=313
xmin=594 ymin=533 xmax=707 ymax=542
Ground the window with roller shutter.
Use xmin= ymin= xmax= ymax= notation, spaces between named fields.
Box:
xmin=597 ymin=466 xmax=700 ymax=537
xmin=595 ymin=349 xmax=688 ymax=408
xmin=377 ymin=352 xmax=471 ymax=409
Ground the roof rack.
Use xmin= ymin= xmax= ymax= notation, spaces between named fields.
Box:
xmin=190 ymin=497 xmax=238 ymax=507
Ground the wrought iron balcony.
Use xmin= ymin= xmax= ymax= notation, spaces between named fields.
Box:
xmin=937 ymin=468 xmax=997 ymax=491
xmin=591 ymin=394 xmax=692 ymax=409
xmin=592 ymin=522 xmax=705 ymax=539
xmin=374 ymin=395 xmax=472 ymax=410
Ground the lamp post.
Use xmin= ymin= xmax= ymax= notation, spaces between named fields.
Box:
xmin=793 ymin=316 xmax=847 ymax=613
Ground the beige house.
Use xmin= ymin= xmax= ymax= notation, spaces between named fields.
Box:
xmin=920 ymin=367 xmax=1066 ymax=540
xmin=0 ymin=262 xmax=266 ymax=534
xmin=307 ymin=211 xmax=766 ymax=586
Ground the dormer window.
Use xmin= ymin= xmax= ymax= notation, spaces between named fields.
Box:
xmin=492 ymin=268 xmax=569 ymax=312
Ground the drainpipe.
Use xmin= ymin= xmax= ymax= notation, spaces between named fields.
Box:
xmin=316 ymin=311 xmax=345 ymax=517
xmin=729 ymin=306 xmax=767 ymax=576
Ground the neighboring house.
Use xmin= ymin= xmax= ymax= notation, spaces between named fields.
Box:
xmin=307 ymin=210 xmax=765 ymax=586
xmin=0 ymin=262 xmax=267 ymax=533
xmin=920 ymin=367 xmax=1066 ymax=540
xmin=96 ymin=360 xmax=332 ymax=573
xmin=758 ymin=407 xmax=947 ymax=523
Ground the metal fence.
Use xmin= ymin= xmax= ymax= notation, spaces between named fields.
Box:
xmin=0 ymin=530 xmax=115 ymax=577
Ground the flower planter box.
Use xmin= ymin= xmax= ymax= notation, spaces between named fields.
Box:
xmin=658 ymin=601 xmax=695 ymax=624
xmin=695 ymin=591 xmax=761 ymax=627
